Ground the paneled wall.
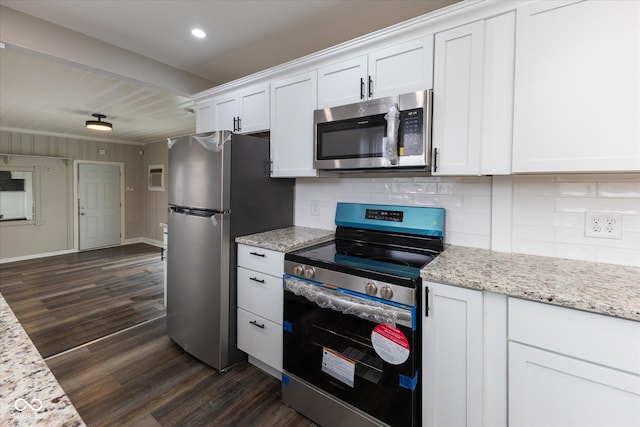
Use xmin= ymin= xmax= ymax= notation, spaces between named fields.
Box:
xmin=143 ymin=140 xmax=168 ymax=243
xmin=0 ymin=130 xmax=145 ymax=259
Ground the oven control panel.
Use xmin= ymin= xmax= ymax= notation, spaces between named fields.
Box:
xmin=285 ymin=260 xmax=414 ymax=307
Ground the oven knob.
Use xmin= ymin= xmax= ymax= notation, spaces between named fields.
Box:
xmin=303 ymin=266 xmax=316 ymax=279
xmin=364 ymin=282 xmax=377 ymax=296
xmin=380 ymin=286 xmax=394 ymax=300
xmin=293 ymin=265 xmax=304 ymax=277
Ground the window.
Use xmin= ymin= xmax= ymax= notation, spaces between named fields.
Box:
xmin=148 ymin=164 xmax=165 ymax=191
xmin=0 ymin=169 xmax=34 ymax=221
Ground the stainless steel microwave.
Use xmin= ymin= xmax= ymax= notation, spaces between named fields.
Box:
xmin=314 ymin=89 xmax=432 ymax=171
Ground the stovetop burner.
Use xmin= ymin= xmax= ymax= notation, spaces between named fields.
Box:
xmin=292 ymin=239 xmax=436 ymax=280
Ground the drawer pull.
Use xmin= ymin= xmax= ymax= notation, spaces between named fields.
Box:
xmin=249 ymin=320 xmax=265 ymax=329
xmin=249 ymin=251 xmax=265 ymax=257
xmin=250 ymin=277 xmax=266 ymax=284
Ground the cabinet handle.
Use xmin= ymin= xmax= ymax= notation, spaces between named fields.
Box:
xmin=233 ymin=117 xmax=237 ymax=132
xmin=425 ymin=286 xmax=429 ymax=317
xmin=360 ymin=77 xmax=365 ymax=100
xmin=250 ymin=277 xmax=266 ymax=284
xmin=249 ymin=251 xmax=266 ymax=257
xmin=249 ymin=320 xmax=265 ymax=329
xmin=368 ymin=75 xmax=373 ymax=98
xmin=433 ymin=148 xmax=439 ymax=173
xmin=237 ymin=116 xmax=241 ymax=132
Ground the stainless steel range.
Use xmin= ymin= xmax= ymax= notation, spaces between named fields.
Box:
xmin=282 ymin=203 xmax=445 ymax=427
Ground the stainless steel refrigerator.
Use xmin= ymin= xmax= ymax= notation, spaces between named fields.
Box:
xmin=167 ymin=131 xmax=293 ymax=371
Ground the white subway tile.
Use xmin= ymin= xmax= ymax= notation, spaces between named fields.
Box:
xmin=598 ymin=182 xmax=640 ymax=198
xmin=595 ymin=247 xmax=640 ymax=267
xmin=391 ymin=182 xmax=438 ymax=194
xmin=512 ymin=224 xmax=555 ymax=242
xmin=556 ymin=197 xmax=640 ymax=214
xmin=554 ymin=243 xmax=597 ymax=263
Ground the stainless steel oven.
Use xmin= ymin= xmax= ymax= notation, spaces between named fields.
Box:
xmin=282 ymin=203 xmax=445 ymax=427
xmin=314 ymin=90 xmax=432 ymax=171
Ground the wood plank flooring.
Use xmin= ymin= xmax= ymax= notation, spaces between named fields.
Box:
xmin=0 ymin=244 xmax=165 ymax=358
xmin=46 ymin=317 xmax=314 ymax=427
xmin=1 ymin=244 xmax=315 ymax=426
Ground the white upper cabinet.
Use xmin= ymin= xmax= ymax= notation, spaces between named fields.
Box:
xmin=368 ymin=36 xmax=434 ymax=100
xmin=270 ymin=70 xmax=318 ymax=177
xmin=197 ymin=83 xmax=270 ymax=134
xmin=195 ymin=101 xmax=214 ymax=134
xmin=317 ymin=56 xmax=368 ymax=109
xmin=432 ymin=12 xmax=515 ymax=176
xmin=317 ymin=36 xmax=434 ymax=109
xmin=512 ymin=0 xmax=640 ymax=172
xmin=237 ymin=83 xmax=270 ymax=134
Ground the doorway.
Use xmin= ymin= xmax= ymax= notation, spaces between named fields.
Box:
xmin=77 ymin=162 xmax=123 ymax=250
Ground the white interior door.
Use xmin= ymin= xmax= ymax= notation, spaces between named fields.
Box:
xmin=79 ymin=163 xmax=121 ymax=250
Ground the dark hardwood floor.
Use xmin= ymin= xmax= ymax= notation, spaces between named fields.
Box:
xmin=0 ymin=244 xmax=165 ymax=358
xmin=46 ymin=317 xmax=312 ymax=427
xmin=1 ymin=244 xmax=314 ymax=426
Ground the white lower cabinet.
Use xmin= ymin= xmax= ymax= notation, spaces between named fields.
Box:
xmin=236 ymin=244 xmax=285 ymax=378
xmin=422 ymin=281 xmax=507 ymax=427
xmin=508 ymin=297 xmax=640 ymax=427
xmin=237 ymin=308 xmax=282 ymax=374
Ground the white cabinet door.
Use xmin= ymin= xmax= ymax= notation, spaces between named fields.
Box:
xmin=195 ymin=101 xmax=214 ymax=133
xmin=432 ymin=12 xmax=515 ymax=176
xmin=270 ymin=70 xmax=318 ymax=177
xmin=237 ymin=308 xmax=282 ymax=371
xmin=212 ymin=94 xmax=238 ymax=132
xmin=317 ymin=55 xmax=367 ymax=109
xmin=237 ymin=267 xmax=282 ymax=323
xmin=432 ymin=21 xmax=484 ymax=176
xmin=423 ymin=282 xmax=484 ymax=427
xmin=509 ymin=342 xmax=640 ymax=427
xmin=512 ymin=0 xmax=640 ymax=172
xmin=238 ymin=83 xmax=269 ymax=133
xmin=368 ymin=36 xmax=434 ymax=100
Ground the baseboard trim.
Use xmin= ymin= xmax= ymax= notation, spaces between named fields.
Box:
xmin=0 ymin=248 xmax=76 ymax=264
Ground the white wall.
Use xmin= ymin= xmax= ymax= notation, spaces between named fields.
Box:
xmin=294 ymin=173 xmax=640 ymax=267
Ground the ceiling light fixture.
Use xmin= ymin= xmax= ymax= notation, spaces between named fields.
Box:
xmin=85 ymin=113 xmax=113 ymax=132
xmin=191 ymin=28 xmax=206 ymax=39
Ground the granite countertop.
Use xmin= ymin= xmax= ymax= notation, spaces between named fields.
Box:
xmin=236 ymin=226 xmax=334 ymax=252
xmin=0 ymin=294 xmax=85 ymax=426
xmin=421 ymin=245 xmax=640 ymax=322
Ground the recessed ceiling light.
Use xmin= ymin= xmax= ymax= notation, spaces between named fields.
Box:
xmin=191 ymin=28 xmax=206 ymax=39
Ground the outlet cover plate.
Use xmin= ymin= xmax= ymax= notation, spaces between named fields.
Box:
xmin=584 ymin=212 xmax=623 ymax=239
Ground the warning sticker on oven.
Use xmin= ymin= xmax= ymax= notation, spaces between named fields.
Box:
xmin=371 ymin=324 xmax=410 ymax=365
xmin=322 ymin=347 xmax=355 ymax=388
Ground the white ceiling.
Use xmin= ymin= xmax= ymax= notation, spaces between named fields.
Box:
xmin=0 ymin=0 xmax=459 ymax=145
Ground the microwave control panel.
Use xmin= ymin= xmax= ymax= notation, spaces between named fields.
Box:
xmin=399 ymin=108 xmax=424 ymax=156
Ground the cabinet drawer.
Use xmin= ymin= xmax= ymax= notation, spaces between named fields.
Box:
xmin=237 ymin=244 xmax=284 ymax=277
xmin=508 ymin=298 xmax=640 ymax=374
xmin=237 ymin=267 xmax=282 ymax=323
xmin=237 ymin=308 xmax=282 ymax=371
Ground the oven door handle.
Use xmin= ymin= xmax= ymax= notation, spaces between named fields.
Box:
xmin=284 ymin=276 xmax=414 ymax=329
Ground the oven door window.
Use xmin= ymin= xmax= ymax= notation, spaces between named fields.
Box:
xmin=316 ymin=114 xmax=386 ymax=160
xmin=283 ymin=279 xmax=419 ymax=427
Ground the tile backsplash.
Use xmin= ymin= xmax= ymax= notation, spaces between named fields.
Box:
xmin=294 ymin=176 xmax=493 ymax=249
xmin=294 ymin=173 xmax=640 ymax=267
xmin=511 ymin=174 xmax=640 ymax=267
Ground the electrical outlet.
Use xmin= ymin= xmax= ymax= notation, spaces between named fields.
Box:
xmin=311 ymin=202 xmax=320 ymax=217
xmin=584 ymin=212 xmax=622 ymax=239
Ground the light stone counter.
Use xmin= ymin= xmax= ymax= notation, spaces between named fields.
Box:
xmin=236 ymin=226 xmax=334 ymax=252
xmin=0 ymin=294 xmax=85 ymax=427
xmin=421 ymin=245 xmax=640 ymax=322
